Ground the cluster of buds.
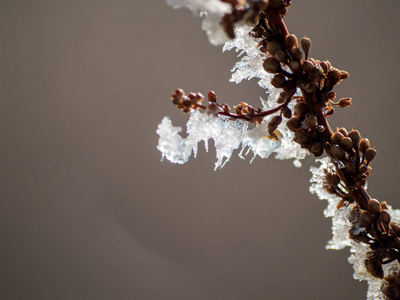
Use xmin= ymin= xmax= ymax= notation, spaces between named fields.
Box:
xmin=286 ymin=99 xmax=325 ymax=156
xmin=171 ymin=89 xmax=205 ymax=113
xmin=326 ymin=128 xmax=376 ymax=188
xmin=221 ymin=0 xmax=291 ymax=39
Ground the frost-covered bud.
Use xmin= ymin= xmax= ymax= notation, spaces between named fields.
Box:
xmin=271 ymin=74 xmax=286 ymax=88
xmin=285 ymin=34 xmax=298 ymax=49
xmin=365 ymin=148 xmax=377 ymax=163
xmin=348 ymin=130 xmax=361 ymax=149
xmin=359 ymin=138 xmax=370 ymax=154
xmin=330 ymin=132 xmax=344 ymax=144
xmin=339 ymin=137 xmax=353 ymax=153
xmin=263 ymin=57 xmax=281 ymax=74
xmin=367 ymin=198 xmax=381 ymax=215
xmin=300 ymin=36 xmax=311 ymax=59
xmin=359 ymin=210 xmax=373 ymax=227
xmin=286 ymin=117 xmax=301 ymax=132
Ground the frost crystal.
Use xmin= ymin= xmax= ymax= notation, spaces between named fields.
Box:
xmin=157 ymin=110 xmax=306 ymax=170
xmin=166 ymin=0 xmax=231 ymax=45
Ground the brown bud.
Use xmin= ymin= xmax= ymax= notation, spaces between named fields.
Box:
xmin=381 ymin=201 xmax=388 ymax=210
xmin=338 ymin=97 xmax=352 ymax=108
xmin=348 ymin=130 xmax=361 ymax=149
xmin=380 ymin=211 xmax=391 ymax=225
xmin=294 ymin=129 xmax=308 ymax=144
xmin=275 ymin=50 xmax=288 ymax=63
xmin=207 ymin=103 xmax=219 ymax=113
xmin=330 ymin=132 xmax=344 ymax=144
xmin=266 ymin=41 xmax=284 ymax=56
xmin=329 ymin=144 xmax=345 ymax=161
xmin=302 ymin=60 xmax=314 ymax=75
xmin=293 ymin=101 xmax=308 ymax=120
xmin=319 ymin=61 xmax=329 ymax=73
xmin=339 ymin=137 xmax=354 ymax=152
xmin=277 ymin=91 xmax=289 ymax=104
xmin=288 ymin=60 xmax=301 ymax=73
xmin=300 ymin=37 xmax=312 ymax=59
xmin=289 ymin=47 xmax=303 ymax=61
xmin=368 ymin=198 xmax=381 ymax=215
xmin=359 ymin=138 xmax=370 ymax=154
xmin=268 ymin=115 xmax=282 ymax=134
xmin=282 ymin=106 xmax=292 ymax=119
xmin=208 ymin=91 xmax=217 ymax=103
xmin=326 ymin=173 xmax=340 ymax=186
xmin=359 ymin=210 xmax=373 ymax=227
xmin=337 ymin=199 xmax=345 ymax=209
xmin=326 ymin=69 xmax=340 ymax=87
xmin=271 ymin=74 xmax=286 ymax=88
xmin=327 ymin=91 xmax=336 ymax=101
xmin=390 ymin=222 xmax=400 ymax=236
xmin=338 ymin=127 xmax=348 ymax=137
xmin=304 ymin=114 xmax=318 ymax=129
xmin=310 ymin=142 xmax=323 ymax=154
xmin=365 ymin=148 xmax=377 ymax=163
xmin=286 ymin=117 xmax=301 ymax=132
xmin=285 ymin=34 xmax=298 ymax=49
xmin=263 ymin=57 xmax=281 ymax=74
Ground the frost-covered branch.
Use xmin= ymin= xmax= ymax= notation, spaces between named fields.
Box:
xmin=157 ymin=1 xmax=400 ymax=299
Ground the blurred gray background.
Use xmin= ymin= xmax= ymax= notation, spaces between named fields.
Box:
xmin=1 ymin=0 xmax=400 ymax=299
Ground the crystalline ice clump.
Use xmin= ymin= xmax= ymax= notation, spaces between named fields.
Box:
xmin=166 ymin=0 xmax=231 ymax=45
xmin=157 ymin=110 xmax=306 ymax=170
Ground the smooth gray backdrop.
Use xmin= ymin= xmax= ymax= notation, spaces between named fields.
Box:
xmin=2 ymin=1 xmax=400 ymax=299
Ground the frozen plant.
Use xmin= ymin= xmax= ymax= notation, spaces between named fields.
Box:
xmin=156 ymin=1 xmax=400 ymax=299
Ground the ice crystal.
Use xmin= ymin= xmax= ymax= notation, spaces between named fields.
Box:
xmin=166 ymin=0 xmax=231 ymax=45
xmin=157 ymin=110 xmax=306 ymax=170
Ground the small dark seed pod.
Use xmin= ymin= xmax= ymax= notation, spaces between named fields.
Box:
xmin=381 ymin=201 xmax=388 ymax=210
xmin=326 ymin=173 xmax=340 ymax=186
xmin=390 ymin=222 xmax=400 ymax=236
xmin=302 ymin=60 xmax=314 ymax=74
xmin=300 ymin=37 xmax=312 ymax=59
xmin=365 ymin=148 xmax=377 ymax=163
xmin=330 ymin=132 xmax=344 ymax=144
xmin=286 ymin=117 xmax=301 ymax=132
xmin=327 ymin=91 xmax=336 ymax=101
xmin=275 ymin=49 xmax=288 ymax=63
xmin=285 ymin=34 xmax=298 ymax=49
xmin=293 ymin=101 xmax=308 ymax=120
xmin=268 ymin=115 xmax=282 ymax=134
xmin=289 ymin=47 xmax=303 ymax=61
xmin=338 ymin=127 xmax=348 ymax=137
xmin=339 ymin=137 xmax=354 ymax=152
xmin=310 ymin=142 xmax=323 ymax=154
xmin=304 ymin=114 xmax=318 ymax=129
xmin=380 ymin=211 xmax=391 ymax=225
xmin=294 ymin=129 xmax=308 ymax=144
xmin=208 ymin=91 xmax=217 ymax=103
xmin=368 ymin=198 xmax=381 ymax=215
xmin=267 ymin=41 xmax=284 ymax=56
xmin=263 ymin=57 xmax=281 ymax=74
xmin=319 ymin=61 xmax=328 ymax=73
xmin=348 ymin=130 xmax=361 ymax=149
xmin=338 ymin=97 xmax=352 ymax=108
xmin=282 ymin=106 xmax=292 ymax=119
xmin=359 ymin=138 xmax=370 ymax=154
xmin=359 ymin=210 xmax=373 ymax=227
xmin=271 ymin=74 xmax=286 ymax=88
xmin=288 ymin=60 xmax=301 ymax=73
xmin=329 ymin=144 xmax=345 ymax=160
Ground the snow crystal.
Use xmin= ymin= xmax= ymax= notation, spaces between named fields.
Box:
xmin=157 ymin=110 xmax=306 ymax=170
xmin=166 ymin=0 xmax=231 ymax=45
